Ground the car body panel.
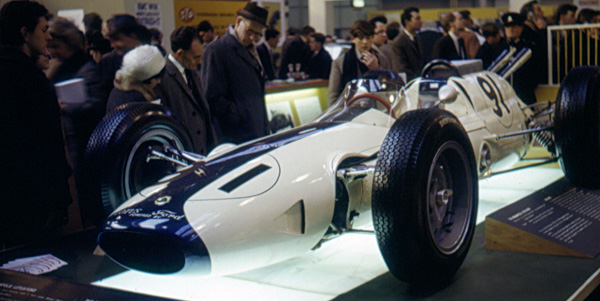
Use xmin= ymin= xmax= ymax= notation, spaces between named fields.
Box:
xmin=99 ymin=62 xmax=536 ymax=277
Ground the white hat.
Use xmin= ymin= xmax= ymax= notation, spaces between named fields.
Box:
xmin=115 ymin=45 xmax=165 ymax=90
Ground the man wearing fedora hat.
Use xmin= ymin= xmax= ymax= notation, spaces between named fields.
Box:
xmin=201 ymin=2 xmax=270 ymax=144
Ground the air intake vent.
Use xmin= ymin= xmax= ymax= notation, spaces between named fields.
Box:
xmin=219 ymin=164 xmax=272 ymax=193
xmin=98 ymin=232 xmax=185 ymax=274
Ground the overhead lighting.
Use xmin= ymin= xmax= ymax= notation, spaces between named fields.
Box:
xmin=351 ymin=0 xmax=365 ymax=8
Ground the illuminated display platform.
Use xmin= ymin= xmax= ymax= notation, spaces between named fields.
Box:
xmin=92 ymin=166 xmax=569 ymax=300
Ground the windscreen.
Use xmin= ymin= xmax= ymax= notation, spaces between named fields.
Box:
xmin=314 ymin=78 xmax=406 ymax=124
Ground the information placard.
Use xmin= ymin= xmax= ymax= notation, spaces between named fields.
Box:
xmin=486 ymin=178 xmax=600 ymax=257
xmin=0 ymin=269 xmax=175 ymax=300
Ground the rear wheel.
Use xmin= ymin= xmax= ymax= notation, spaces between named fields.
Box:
xmin=372 ymin=108 xmax=478 ymax=284
xmin=554 ymin=66 xmax=600 ymax=189
xmin=84 ymin=103 xmax=192 ymax=220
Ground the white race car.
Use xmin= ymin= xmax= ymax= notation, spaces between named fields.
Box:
xmin=86 ymin=55 xmax=600 ymax=284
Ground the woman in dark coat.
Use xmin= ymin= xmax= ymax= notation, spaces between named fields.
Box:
xmin=106 ymin=45 xmax=166 ymax=113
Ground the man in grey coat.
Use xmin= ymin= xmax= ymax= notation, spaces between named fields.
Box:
xmin=155 ymin=26 xmax=217 ymax=155
xmin=201 ymin=3 xmax=269 ymax=144
xmin=382 ymin=7 xmax=425 ymax=82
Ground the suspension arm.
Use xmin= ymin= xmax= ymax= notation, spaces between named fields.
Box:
xmin=495 ymin=126 xmax=553 ymax=140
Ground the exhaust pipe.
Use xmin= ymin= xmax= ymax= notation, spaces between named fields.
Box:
xmin=500 ymin=48 xmax=532 ymax=79
xmin=487 ymin=48 xmax=515 ymax=73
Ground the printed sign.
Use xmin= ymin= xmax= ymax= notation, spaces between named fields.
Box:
xmin=57 ymin=9 xmax=85 ymax=32
xmin=488 ymin=178 xmax=600 ymax=257
xmin=136 ymin=2 xmax=162 ymax=30
xmin=0 ymin=269 xmax=174 ymax=300
xmin=575 ymin=0 xmax=600 ymax=9
xmin=1 ymin=255 xmax=67 ymax=275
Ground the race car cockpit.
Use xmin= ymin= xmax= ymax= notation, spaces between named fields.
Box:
xmin=316 ymin=73 xmax=406 ymax=126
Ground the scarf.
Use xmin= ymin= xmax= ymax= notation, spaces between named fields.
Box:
xmin=340 ymin=44 xmax=370 ymax=95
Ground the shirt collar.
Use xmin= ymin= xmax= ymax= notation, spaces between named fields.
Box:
xmin=449 ymin=31 xmax=460 ymax=42
xmin=355 ymin=48 xmax=363 ymax=60
xmin=403 ymin=28 xmax=415 ymax=41
xmin=229 ymin=25 xmax=240 ymax=43
xmin=168 ymin=53 xmax=187 ymax=82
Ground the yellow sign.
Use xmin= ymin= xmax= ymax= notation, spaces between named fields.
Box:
xmin=174 ymin=0 xmax=246 ymax=36
xmin=369 ymin=5 xmax=556 ymax=23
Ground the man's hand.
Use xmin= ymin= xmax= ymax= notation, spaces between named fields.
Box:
xmin=361 ymin=51 xmax=379 ymax=70
xmin=534 ymin=17 xmax=546 ymax=30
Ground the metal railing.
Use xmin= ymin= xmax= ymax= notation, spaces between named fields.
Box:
xmin=547 ymin=23 xmax=600 ymax=85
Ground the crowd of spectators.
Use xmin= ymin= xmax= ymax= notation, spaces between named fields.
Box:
xmin=1 ymin=0 xmax=599 ymax=249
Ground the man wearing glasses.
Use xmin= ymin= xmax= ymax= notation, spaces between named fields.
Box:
xmin=201 ymin=3 xmax=270 ymax=144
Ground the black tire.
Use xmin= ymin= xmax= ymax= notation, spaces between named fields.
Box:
xmin=372 ymin=108 xmax=478 ymax=284
xmin=83 ymin=103 xmax=193 ymax=220
xmin=554 ymin=66 xmax=600 ymax=189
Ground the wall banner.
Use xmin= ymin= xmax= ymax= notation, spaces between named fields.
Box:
xmin=174 ymin=1 xmax=246 ymax=36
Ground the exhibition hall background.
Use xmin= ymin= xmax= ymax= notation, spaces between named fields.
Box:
xmin=0 ymin=0 xmax=577 ymax=55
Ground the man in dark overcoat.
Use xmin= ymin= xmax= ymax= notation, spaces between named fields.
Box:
xmin=500 ymin=12 xmax=538 ymax=104
xmin=305 ymin=33 xmax=332 ymax=80
xmin=0 ymin=0 xmax=72 ymax=248
xmin=278 ymin=25 xmax=314 ymax=79
xmin=432 ymin=11 xmax=467 ymax=61
xmin=201 ymin=3 xmax=270 ymax=144
xmin=155 ymin=26 xmax=217 ymax=155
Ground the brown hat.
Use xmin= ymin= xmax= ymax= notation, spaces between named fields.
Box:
xmin=237 ymin=2 xmax=268 ymax=28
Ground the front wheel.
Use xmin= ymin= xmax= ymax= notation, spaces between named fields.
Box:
xmin=372 ymin=108 xmax=478 ymax=284
xmin=84 ymin=103 xmax=193 ymax=220
xmin=554 ymin=66 xmax=600 ymax=189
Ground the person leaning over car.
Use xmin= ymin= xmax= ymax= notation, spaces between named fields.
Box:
xmin=201 ymin=3 xmax=270 ymax=144
xmin=105 ymin=45 xmax=166 ymax=112
xmin=328 ymin=20 xmax=390 ymax=106
xmin=154 ymin=26 xmax=217 ymax=155
xmin=0 ymin=0 xmax=73 ymax=249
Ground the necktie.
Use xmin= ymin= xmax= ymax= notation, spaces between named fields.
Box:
xmin=185 ymin=69 xmax=202 ymax=103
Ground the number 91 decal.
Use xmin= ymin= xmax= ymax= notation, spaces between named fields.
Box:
xmin=477 ymin=76 xmax=510 ymax=117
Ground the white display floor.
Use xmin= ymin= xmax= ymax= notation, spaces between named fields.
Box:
xmin=93 ymin=167 xmax=565 ymax=301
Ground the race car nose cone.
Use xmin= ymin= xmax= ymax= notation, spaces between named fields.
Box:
xmin=99 ymin=206 xmax=212 ymax=275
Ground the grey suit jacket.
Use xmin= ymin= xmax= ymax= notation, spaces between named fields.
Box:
xmin=388 ymin=31 xmax=425 ymax=81
xmin=155 ymin=59 xmax=216 ymax=154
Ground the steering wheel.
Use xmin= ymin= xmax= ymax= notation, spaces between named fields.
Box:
xmin=346 ymin=93 xmax=396 ymax=119
xmin=420 ymin=59 xmax=461 ymax=79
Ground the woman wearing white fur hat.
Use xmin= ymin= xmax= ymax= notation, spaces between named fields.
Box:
xmin=106 ymin=45 xmax=166 ymax=113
